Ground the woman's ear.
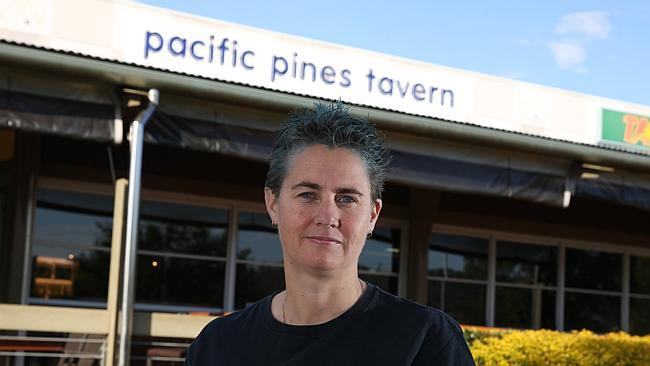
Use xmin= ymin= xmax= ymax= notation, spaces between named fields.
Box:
xmin=369 ymin=198 xmax=382 ymax=232
xmin=264 ymin=187 xmax=279 ymax=225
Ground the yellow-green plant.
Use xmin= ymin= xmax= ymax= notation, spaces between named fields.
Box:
xmin=470 ymin=329 xmax=650 ymax=366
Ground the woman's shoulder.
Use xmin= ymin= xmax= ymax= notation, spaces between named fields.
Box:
xmin=360 ymin=284 xmax=474 ymax=365
xmin=185 ymin=297 xmax=273 ymax=366
xmin=368 ymin=285 xmax=464 ymax=337
xmin=194 ymin=296 xmax=269 ymax=342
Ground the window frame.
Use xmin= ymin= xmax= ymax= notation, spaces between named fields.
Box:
xmin=432 ymin=223 xmax=650 ymax=333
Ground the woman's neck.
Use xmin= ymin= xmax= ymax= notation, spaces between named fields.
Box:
xmin=272 ymin=271 xmax=366 ymax=325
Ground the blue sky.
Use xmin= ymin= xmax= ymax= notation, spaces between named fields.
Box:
xmin=139 ymin=0 xmax=650 ymax=106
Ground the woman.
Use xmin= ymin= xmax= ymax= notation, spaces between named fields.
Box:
xmin=185 ymin=102 xmax=475 ymax=365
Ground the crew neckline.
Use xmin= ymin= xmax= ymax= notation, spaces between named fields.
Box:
xmin=260 ymin=282 xmax=378 ymax=337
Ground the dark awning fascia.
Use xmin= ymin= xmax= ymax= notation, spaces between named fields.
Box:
xmin=0 ymin=88 xmax=116 ymax=142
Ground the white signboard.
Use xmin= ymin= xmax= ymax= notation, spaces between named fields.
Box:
xmin=113 ymin=6 xmax=473 ymax=124
xmin=2 ymin=0 xmax=650 ymax=150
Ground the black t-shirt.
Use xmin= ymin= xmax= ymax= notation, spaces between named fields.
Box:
xmin=185 ymin=283 xmax=475 ymax=365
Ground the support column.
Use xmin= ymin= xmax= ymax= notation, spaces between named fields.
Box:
xmin=405 ymin=188 xmax=440 ymax=304
xmin=106 ymin=179 xmax=128 ymax=366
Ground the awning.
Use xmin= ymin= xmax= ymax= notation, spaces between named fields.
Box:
xmin=141 ymin=108 xmax=650 ymax=211
xmin=0 ymin=89 xmax=116 ymax=142
xmin=144 ymin=110 xmax=273 ymax=161
xmin=2 ymin=70 xmax=648 ymax=211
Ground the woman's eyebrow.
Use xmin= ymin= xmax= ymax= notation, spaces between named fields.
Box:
xmin=291 ymin=181 xmax=321 ymax=190
xmin=290 ymin=182 xmax=364 ymax=196
xmin=334 ymin=188 xmax=364 ymax=196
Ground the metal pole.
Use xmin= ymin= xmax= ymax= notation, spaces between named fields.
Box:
xmin=118 ymin=89 xmax=159 ymax=366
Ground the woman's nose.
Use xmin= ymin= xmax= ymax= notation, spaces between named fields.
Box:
xmin=314 ymin=199 xmax=340 ymax=228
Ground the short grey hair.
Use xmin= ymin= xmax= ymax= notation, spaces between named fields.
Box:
xmin=265 ymin=102 xmax=390 ymax=201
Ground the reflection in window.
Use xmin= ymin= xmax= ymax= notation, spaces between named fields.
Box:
xmin=30 ymin=189 xmax=113 ymax=304
xmin=359 ymin=228 xmax=400 ymax=273
xmin=359 ymin=227 xmax=401 ymax=295
xmin=631 ymin=256 xmax=650 ymax=295
xmin=494 ymin=287 xmax=555 ymax=329
xmin=237 ymin=212 xmax=282 ymax=264
xmin=428 ymin=234 xmax=488 ymax=280
xmin=630 ymin=298 xmax=650 ymax=335
xmin=495 ymin=241 xmax=557 ymax=330
xmin=446 ymin=282 xmax=485 ymax=325
xmin=428 ymin=281 xmax=485 ymax=325
xmin=30 ymin=188 xmax=230 ymax=311
xmin=139 ymin=201 xmax=228 ymax=256
xmin=497 ymin=241 xmax=556 ymax=286
xmin=565 ymin=292 xmax=620 ymax=333
xmin=362 ymin=273 xmax=399 ymax=295
xmin=235 ymin=264 xmax=285 ymax=309
xmin=427 ymin=233 xmax=488 ymax=325
xmin=137 ymin=255 xmax=225 ymax=309
xmin=566 ymin=249 xmax=622 ymax=291
xmin=235 ymin=212 xmax=284 ymax=308
xmin=136 ymin=202 xmax=229 ymax=310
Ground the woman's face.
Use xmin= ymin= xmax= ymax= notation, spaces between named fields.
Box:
xmin=265 ymin=144 xmax=382 ymax=276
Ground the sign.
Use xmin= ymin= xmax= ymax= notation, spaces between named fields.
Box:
xmin=602 ymin=109 xmax=650 ymax=150
xmin=2 ymin=0 xmax=650 ymax=152
xmin=117 ymin=18 xmax=474 ymax=124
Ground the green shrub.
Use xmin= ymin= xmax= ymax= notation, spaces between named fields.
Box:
xmin=470 ymin=329 xmax=650 ymax=366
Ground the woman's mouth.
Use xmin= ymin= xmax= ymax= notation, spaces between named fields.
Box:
xmin=306 ymin=236 xmax=342 ymax=245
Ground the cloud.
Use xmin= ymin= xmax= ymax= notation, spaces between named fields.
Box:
xmin=548 ymin=41 xmax=586 ymax=71
xmin=554 ymin=11 xmax=611 ymax=39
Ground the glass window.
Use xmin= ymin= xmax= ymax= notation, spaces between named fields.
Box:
xmin=565 ymin=249 xmax=622 ymax=291
xmin=33 ymin=189 xmax=113 ymax=249
xmin=427 ymin=280 xmax=486 ymax=325
xmin=359 ymin=227 xmax=401 ymax=295
xmin=135 ymin=202 xmax=229 ymax=310
xmin=629 ymin=298 xmax=650 ymax=335
xmin=359 ymin=227 xmax=400 ymax=273
xmin=631 ymin=256 xmax=650 ymax=295
xmin=497 ymin=241 xmax=557 ymax=286
xmin=31 ymin=249 xmax=110 ymax=303
xmin=361 ymin=273 xmax=398 ymax=295
xmin=30 ymin=188 xmax=230 ymax=311
xmin=444 ymin=282 xmax=486 ymax=325
xmin=235 ymin=264 xmax=285 ymax=309
xmin=30 ymin=189 xmax=114 ymax=304
xmin=237 ymin=212 xmax=282 ymax=264
xmin=136 ymin=254 xmax=225 ymax=309
xmin=494 ymin=287 xmax=556 ymax=329
xmin=428 ymin=233 xmax=488 ymax=280
xmin=427 ymin=233 xmax=487 ymax=326
xmin=235 ymin=212 xmax=284 ymax=309
xmin=564 ymin=292 xmax=620 ymax=333
xmin=427 ymin=280 xmax=442 ymax=309
xmin=139 ymin=201 xmax=228 ymax=256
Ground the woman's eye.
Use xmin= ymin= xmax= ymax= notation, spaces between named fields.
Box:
xmin=337 ymin=195 xmax=357 ymax=204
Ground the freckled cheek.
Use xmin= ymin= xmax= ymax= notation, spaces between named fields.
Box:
xmin=287 ymin=206 xmax=311 ymax=225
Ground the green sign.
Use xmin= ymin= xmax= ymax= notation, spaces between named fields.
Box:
xmin=601 ymin=109 xmax=650 ymax=150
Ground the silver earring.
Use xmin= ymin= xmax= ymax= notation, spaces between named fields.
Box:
xmin=366 ymin=231 xmax=373 ymax=239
